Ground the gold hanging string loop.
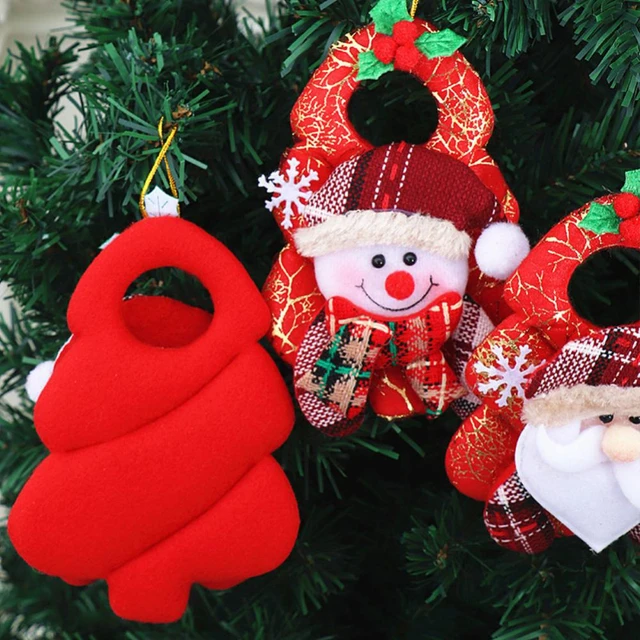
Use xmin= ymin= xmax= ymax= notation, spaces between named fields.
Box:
xmin=139 ymin=116 xmax=181 ymax=218
xmin=409 ymin=0 xmax=420 ymax=18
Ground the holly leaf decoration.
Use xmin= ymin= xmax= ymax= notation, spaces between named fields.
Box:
xmin=622 ymin=169 xmax=640 ymax=197
xmin=415 ymin=29 xmax=466 ymax=58
xmin=578 ymin=201 xmax=621 ymax=235
xmin=357 ymin=50 xmax=394 ymax=81
xmin=370 ymin=0 xmax=411 ymax=35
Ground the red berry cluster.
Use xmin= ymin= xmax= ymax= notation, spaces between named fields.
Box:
xmin=372 ymin=21 xmax=422 ymax=73
xmin=613 ymin=192 xmax=640 ymax=244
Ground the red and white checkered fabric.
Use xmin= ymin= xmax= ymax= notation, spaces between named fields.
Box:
xmin=484 ymin=470 xmax=555 ymax=554
xmin=294 ymin=293 xmax=464 ymax=436
xmin=447 ymin=296 xmax=495 ymax=418
xmin=526 ymin=326 xmax=640 ymax=400
xmin=301 ymin=142 xmax=498 ymax=241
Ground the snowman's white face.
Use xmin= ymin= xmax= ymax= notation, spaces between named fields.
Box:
xmin=313 ymin=244 xmax=469 ymax=318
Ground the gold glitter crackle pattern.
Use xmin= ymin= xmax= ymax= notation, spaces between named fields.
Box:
xmin=263 ymin=244 xmax=324 ymax=365
xmin=446 ymin=404 xmax=519 ymax=501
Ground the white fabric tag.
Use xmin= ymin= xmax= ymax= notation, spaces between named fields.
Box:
xmin=516 ymin=424 xmax=640 ymax=553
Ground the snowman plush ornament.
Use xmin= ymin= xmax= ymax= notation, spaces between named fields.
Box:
xmin=291 ymin=143 xmax=530 ymax=437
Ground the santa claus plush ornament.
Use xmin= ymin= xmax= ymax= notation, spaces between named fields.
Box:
xmin=292 ymin=142 xmax=529 ymax=436
xmin=485 ymin=326 xmax=640 ymax=554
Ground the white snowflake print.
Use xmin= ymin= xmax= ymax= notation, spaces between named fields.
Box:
xmin=474 ymin=344 xmax=540 ymax=407
xmin=258 ymin=157 xmax=318 ymax=229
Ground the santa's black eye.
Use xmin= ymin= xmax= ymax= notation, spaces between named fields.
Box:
xmin=630 ymin=416 xmax=640 ymax=425
xmin=599 ymin=415 xmax=614 ymax=424
xmin=371 ymin=254 xmax=386 ymax=268
xmin=403 ymin=252 xmax=417 ymax=266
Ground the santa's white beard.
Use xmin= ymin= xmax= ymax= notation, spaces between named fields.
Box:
xmin=613 ymin=460 xmax=640 ymax=510
xmin=516 ymin=422 xmax=640 ymax=552
xmin=535 ymin=420 xmax=609 ymax=472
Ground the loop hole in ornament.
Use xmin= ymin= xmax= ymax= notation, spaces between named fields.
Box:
xmin=123 ymin=267 xmax=213 ymax=348
xmin=347 ymin=71 xmax=439 ymax=147
xmin=568 ymin=247 xmax=640 ymax=328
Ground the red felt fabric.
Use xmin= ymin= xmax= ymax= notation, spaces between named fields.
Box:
xmin=394 ymin=45 xmax=421 ymax=72
xmin=614 ymin=192 xmax=640 ymax=219
xmin=38 ymin=217 xmax=273 ymax=451
xmin=392 ymin=21 xmax=420 ymax=44
xmin=122 ymin=295 xmax=212 ymax=347
xmin=373 ymin=36 xmax=397 ymax=64
xmin=9 ymin=217 xmax=299 ymax=623
xmin=108 ymin=456 xmax=298 ymax=622
xmin=621 ymin=219 xmax=640 ymax=245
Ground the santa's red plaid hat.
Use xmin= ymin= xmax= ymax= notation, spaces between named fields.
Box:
xmin=294 ymin=142 xmax=529 ymax=280
xmin=524 ymin=326 xmax=640 ymax=427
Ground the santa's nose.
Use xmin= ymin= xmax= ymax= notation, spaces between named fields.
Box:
xmin=385 ymin=271 xmax=415 ymax=300
xmin=602 ymin=424 xmax=640 ymax=462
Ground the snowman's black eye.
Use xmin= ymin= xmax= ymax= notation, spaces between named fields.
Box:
xmin=403 ymin=252 xmax=417 ymax=266
xmin=630 ymin=416 xmax=640 ymax=425
xmin=599 ymin=415 xmax=614 ymax=424
xmin=371 ymin=254 xmax=386 ymax=268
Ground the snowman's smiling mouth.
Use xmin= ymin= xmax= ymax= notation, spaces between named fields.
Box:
xmin=356 ymin=276 xmax=438 ymax=312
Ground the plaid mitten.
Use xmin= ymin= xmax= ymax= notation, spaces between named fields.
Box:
xmin=484 ymin=468 xmax=555 ymax=554
xmin=295 ymin=299 xmax=392 ymax=437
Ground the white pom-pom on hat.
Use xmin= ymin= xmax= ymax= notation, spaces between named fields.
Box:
xmin=25 ymin=360 xmax=55 ymax=403
xmin=474 ymin=222 xmax=530 ymax=280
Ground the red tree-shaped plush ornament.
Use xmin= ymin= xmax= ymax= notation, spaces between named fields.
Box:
xmin=9 ymin=217 xmax=300 ymax=623
xmin=261 ymin=0 xmax=529 ymax=437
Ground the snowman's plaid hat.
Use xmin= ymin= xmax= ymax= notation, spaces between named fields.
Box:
xmin=524 ymin=326 xmax=640 ymax=428
xmin=294 ymin=142 xmax=499 ymax=262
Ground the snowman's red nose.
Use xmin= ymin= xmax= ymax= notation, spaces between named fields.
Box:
xmin=385 ymin=271 xmax=415 ymax=300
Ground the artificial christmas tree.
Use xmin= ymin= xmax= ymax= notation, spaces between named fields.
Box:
xmin=0 ymin=0 xmax=639 ymax=638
